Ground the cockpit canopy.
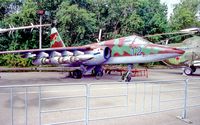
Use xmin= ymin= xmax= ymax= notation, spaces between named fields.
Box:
xmin=124 ymin=35 xmax=151 ymax=44
xmin=99 ymin=35 xmax=152 ymax=47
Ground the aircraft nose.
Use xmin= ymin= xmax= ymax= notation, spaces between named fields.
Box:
xmin=156 ymin=45 xmax=185 ymax=55
xmin=170 ymin=47 xmax=185 ymax=55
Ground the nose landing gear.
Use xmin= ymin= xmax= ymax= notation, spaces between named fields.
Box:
xmin=121 ymin=71 xmax=132 ymax=82
xmin=121 ymin=64 xmax=133 ymax=82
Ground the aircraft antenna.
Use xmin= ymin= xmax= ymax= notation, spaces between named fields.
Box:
xmin=165 ymin=39 xmax=169 ymax=45
xmin=97 ymin=29 xmax=102 ymax=43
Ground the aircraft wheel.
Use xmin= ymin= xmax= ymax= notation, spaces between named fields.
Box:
xmin=184 ymin=67 xmax=193 ymax=75
xmin=93 ymin=66 xmax=103 ymax=76
xmin=73 ymin=70 xmax=82 ymax=79
xmin=95 ymin=71 xmax=103 ymax=79
xmin=125 ymin=74 xmax=131 ymax=82
xmin=121 ymin=72 xmax=127 ymax=81
xmin=121 ymin=72 xmax=131 ymax=82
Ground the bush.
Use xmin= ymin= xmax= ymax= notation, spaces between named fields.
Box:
xmin=0 ymin=54 xmax=32 ymax=67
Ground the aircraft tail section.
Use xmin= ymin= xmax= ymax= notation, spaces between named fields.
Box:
xmin=50 ymin=27 xmax=65 ymax=48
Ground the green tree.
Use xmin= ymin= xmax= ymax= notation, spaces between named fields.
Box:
xmin=90 ymin=0 xmax=168 ymax=39
xmin=170 ymin=0 xmax=200 ymax=30
xmin=0 ymin=0 xmax=15 ymax=19
xmin=4 ymin=0 xmax=38 ymax=26
xmin=56 ymin=1 xmax=97 ymax=46
xmin=137 ymin=0 xmax=169 ymax=35
xmin=0 ymin=0 xmax=41 ymax=51
xmin=0 ymin=0 xmax=171 ymax=67
xmin=90 ymin=0 xmax=142 ymax=38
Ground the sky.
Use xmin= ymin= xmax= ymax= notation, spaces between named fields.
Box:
xmin=160 ymin=0 xmax=181 ymax=19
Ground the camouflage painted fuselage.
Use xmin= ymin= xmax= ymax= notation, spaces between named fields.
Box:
xmin=48 ymin=27 xmax=184 ymax=66
xmin=86 ymin=35 xmax=184 ymax=64
xmin=0 ymin=27 xmax=185 ymax=68
xmin=163 ymin=36 xmax=200 ymax=67
xmin=163 ymin=47 xmax=200 ymax=67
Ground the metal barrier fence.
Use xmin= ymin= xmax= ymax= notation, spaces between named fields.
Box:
xmin=0 ymin=78 xmax=200 ymax=125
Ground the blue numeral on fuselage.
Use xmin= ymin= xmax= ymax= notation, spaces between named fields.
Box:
xmin=132 ymin=47 xmax=142 ymax=56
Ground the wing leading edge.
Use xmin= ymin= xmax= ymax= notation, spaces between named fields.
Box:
xmin=0 ymin=46 xmax=95 ymax=65
xmin=0 ymin=46 xmax=92 ymax=55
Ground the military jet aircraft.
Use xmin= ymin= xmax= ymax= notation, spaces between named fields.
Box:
xmin=146 ymin=28 xmax=200 ymax=75
xmin=0 ymin=27 xmax=185 ymax=81
xmin=163 ymin=36 xmax=200 ymax=75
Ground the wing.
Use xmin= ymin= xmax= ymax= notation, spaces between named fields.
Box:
xmin=145 ymin=28 xmax=200 ymax=38
xmin=0 ymin=46 xmax=95 ymax=65
xmin=0 ymin=46 xmax=91 ymax=55
xmin=0 ymin=45 xmax=111 ymax=66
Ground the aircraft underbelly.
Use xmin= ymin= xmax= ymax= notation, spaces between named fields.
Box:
xmin=193 ymin=60 xmax=200 ymax=66
xmin=104 ymin=53 xmax=180 ymax=64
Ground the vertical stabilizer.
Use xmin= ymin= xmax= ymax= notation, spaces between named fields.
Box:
xmin=50 ymin=27 xmax=65 ymax=48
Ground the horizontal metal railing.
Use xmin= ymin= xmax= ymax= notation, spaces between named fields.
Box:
xmin=0 ymin=78 xmax=200 ymax=125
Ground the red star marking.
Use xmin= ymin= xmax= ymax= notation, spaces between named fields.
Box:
xmin=175 ymin=57 xmax=180 ymax=60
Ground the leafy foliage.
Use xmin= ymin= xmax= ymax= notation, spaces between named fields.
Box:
xmin=0 ymin=54 xmax=32 ymax=67
xmin=0 ymin=0 xmax=200 ymax=67
xmin=169 ymin=0 xmax=200 ymax=30
xmin=4 ymin=0 xmax=38 ymax=26
xmin=137 ymin=0 xmax=168 ymax=35
xmin=56 ymin=1 xmax=97 ymax=46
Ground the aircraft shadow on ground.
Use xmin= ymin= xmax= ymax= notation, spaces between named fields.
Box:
xmin=189 ymin=74 xmax=200 ymax=77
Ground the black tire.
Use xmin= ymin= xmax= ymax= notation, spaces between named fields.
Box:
xmin=121 ymin=71 xmax=131 ymax=82
xmin=125 ymin=75 xmax=131 ymax=82
xmin=73 ymin=70 xmax=82 ymax=79
xmin=184 ymin=67 xmax=193 ymax=75
xmin=95 ymin=71 xmax=103 ymax=79
xmin=93 ymin=66 xmax=103 ymax=76
xmin=191 ymin=66 xmax=196 ymax=73
xmin=121 ymin=72 xmax=127 ymax=81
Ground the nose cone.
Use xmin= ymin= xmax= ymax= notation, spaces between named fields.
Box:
xmin=169 ymin=47 xmax=185 ymax=55
xmin=155 ymin=44 xmax=185 ymax=55
xmin=152 ymin=44 xmax=185 ymax=60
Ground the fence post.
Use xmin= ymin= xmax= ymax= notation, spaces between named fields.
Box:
xmin=24 ymin=88 xmax=28 ymax=125
xmin=177 ymin=79 xmax=192 ymax=124
xmin=126 ymin=83 xmax=129 ymax=107
xmin=85 ymin=84 xmax=90 ymax=125
xmin=183 ymin=79 xmax=188 ymax=119
xmin=10 ymin=88 xmax=13 ymax=125
xmin=38 ymin=87 xmax=41 ymax=125
xmin=158 ymin=84 xmax=161 ymax=112
xmin=142 ymin=82 xmax=146 ymax=112
xmin=133 ymin=83 xmax=137 ymax=113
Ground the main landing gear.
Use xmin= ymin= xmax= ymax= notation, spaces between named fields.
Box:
xmin=92 ymin=66 xmax=104 ymax=79
xmin=121 ymin=64 xmax=133 ymax=82
xmin=72 ymin=69 xmax=83 ymax=79
xmin=183 ymin=66 xmax=196 ymax=75
xmin=70 ymin=65 xmax=104 ymax=79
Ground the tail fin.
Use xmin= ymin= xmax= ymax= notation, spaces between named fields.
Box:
xmin=50 ymin=27 xmax=65 ymax=48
